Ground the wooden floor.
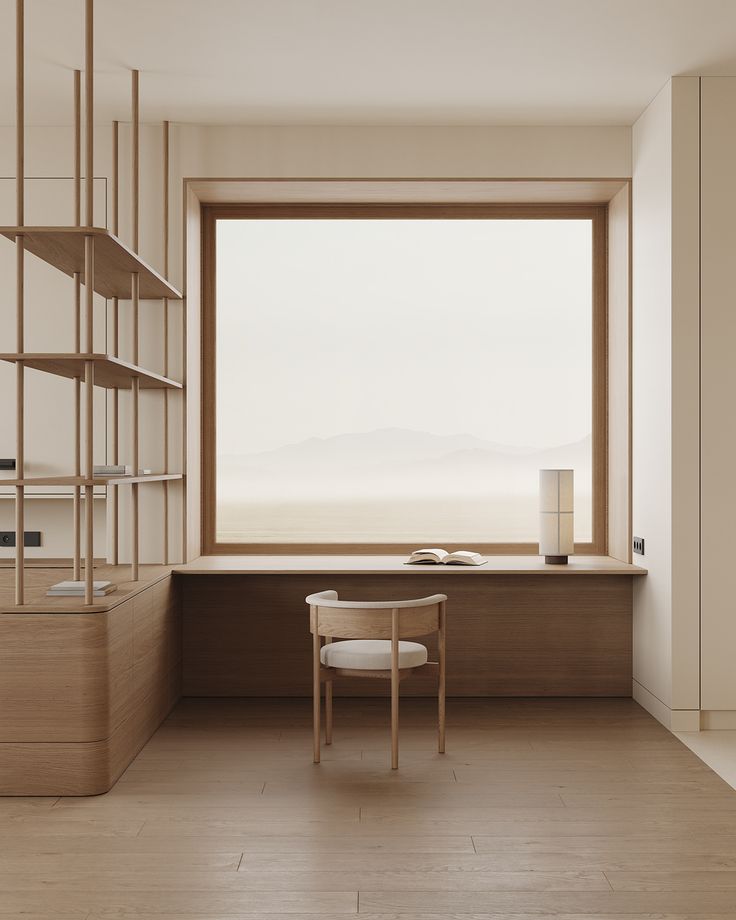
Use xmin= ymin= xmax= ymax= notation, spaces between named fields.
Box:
xmin=2 ymin=698 xmax=736 ymax=919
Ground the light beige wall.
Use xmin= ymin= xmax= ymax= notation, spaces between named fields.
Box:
xmin=669 ymin=79 xmax=701 ymax=712
xmin=631 ymin=78 xmax=700 ymax=728
xmin=700 ymin=77 xmax=736 ymax=712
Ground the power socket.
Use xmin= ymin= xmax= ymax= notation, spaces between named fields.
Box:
xmin=633 ymin=536 xmax=645 ymax=556
xmin=0 ymin=531 xmax=41 ymax=548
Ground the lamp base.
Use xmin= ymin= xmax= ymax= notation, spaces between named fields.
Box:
xmin=544 ymin=555 xmax=568 ymax=565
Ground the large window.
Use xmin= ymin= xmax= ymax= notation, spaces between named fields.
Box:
xmin=203 ymin=204 xmax=606 ymax=553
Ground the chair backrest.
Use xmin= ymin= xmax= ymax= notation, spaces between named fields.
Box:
xmin=306 ymin=590 xmax=447 ymax=639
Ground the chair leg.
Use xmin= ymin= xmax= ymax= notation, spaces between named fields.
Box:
xmin=438 ymin=599 xmax=446 ymax=754
xmin=313 ymin=633 xmax=321 ymax=764
xmin=391 ymin=675 xmax=399 ymax=769
xmin=438 ymin=675 xmax=446 ymax=755
xmin=391 ymin=609 xmax=399 ymax=769
xmin=325 ymin=679 xmax=333 ymax=745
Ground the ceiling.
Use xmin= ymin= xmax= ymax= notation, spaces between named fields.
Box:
xmin=1 ymin=0 xmax=736 ymax=127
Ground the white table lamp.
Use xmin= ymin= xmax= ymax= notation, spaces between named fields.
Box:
xmin=539 ymin=469 xmax=574 ymax=565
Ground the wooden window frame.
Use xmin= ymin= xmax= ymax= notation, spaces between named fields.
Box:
xmin=202 ymin=202 xmax=607 ymax=555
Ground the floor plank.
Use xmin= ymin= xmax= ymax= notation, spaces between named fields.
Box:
xmin=0 ymin=697 xmax=734 ymax=920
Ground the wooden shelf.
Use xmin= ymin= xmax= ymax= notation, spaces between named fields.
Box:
xmin=0 ymin=492 xmax=105 ymax=500
xmin=0 ymin=354 xmax=182 ymax=390
xmin=0 ymin=227 xmax=182 ymax=300
xmin=98 ymin=473 xmax=184 ymax=486
xmin=2 ymin=474 xmax=184 ymax=487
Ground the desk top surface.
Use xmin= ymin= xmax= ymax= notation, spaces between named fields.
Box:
xmin=174 ymin=555 xmax=646 ymax=576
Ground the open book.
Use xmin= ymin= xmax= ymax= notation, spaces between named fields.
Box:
xmin=406 ymin=548 xmax=487 ymax=566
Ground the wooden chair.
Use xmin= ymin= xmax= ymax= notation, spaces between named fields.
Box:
xmin=307 ymin=590 xmax=447 ymax=769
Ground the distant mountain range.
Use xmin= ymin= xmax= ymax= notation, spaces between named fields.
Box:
xmin=218 ymin=428 xmax=591 ymax=487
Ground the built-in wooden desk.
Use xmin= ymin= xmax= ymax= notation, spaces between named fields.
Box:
xmin=176 ymin=554 xmax=644 ymax=703
xmin=0 ymin=555 xmax=645 ymax=795
xmin=175 ymin=554 xmax=645 ymax=576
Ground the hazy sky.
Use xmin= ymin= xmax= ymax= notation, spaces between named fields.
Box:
xmin=216 ymin=218 xmax=592 ymax=456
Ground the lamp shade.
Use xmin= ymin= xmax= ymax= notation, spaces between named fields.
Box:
xmin=539 ymin=469 xmax=574 ymax=564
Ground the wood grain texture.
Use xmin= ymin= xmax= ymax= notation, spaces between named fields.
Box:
xmin=0 ymin=575 xmax=181 ymax=795
xmin=0 ymin=354 xmax=181 ymax=390
xmin=1 ymin=697 xmax=734 ymax=918
xmin=311 ymin=603 xmax=440 ymax=639
xmin=0 ymin=227 xmax=182 ymax=299
xmin=176 ymin=554 xmax=646 ymax=575
xmin=182 ymin=574 xmax=632 ymax=697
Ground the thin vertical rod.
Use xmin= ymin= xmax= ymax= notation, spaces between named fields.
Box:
xmin=181 ymin=175 xmax=187 ymax=562
xmin=73 ymin=69 xmax=82 ymax=581
xmin=131 ymin=378 xmax=139 ymax=581
xmin=85 ymin=236 xmax=94 ymax=353
xmin=14 ymin=0 xmax=24 ymax=605
xmin=162 ymin=121 xmax=170 ymax=563
xmin=73 ymin=70 xmax=81 ymax=225
xmin=438 ymin=600 xmax=446 ymax=754
xmin=83 ymin=0 xmax=94 ymax=604
xmin=85 ymin=0 xmax=93 ymax=227
xmin=131 ymin=71 xmax=140 ymax=363
xmin=131 ymin=70 xmax=139 ymax=251
xmin=132 ymin=274 xmax=139 ymax=363
xmin=391 ymin=609 xmax=400 ymax=770
xmin=312 ymin=608 xmax=320 ymax=764
xmin=130 ymin=70 xmax=140 ymax=581
xmin=84 ymin=363 xmax=94 ymax=605
xmin=111 ymin=120 xmax=119 ymax=564
xmin=112 ymin=120 xmax=119 ymax=236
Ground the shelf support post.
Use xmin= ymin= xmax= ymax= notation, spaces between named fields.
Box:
xmin=131 ymin=375 xmax=139 ymax=581
xmin=14 ymin=0 xmax=24 ymax=605
xmin=83 ymin=0 xmax=94 ymax=606
xmin=111 ymin=119 xmax=120 ymax=565
xmin=130 ymin=68 xmax=140 ymax=581
xmin=163 ymin=120 xmax=170 ymax=564
xmin=73 ymin=68 xmax=82 ymax=582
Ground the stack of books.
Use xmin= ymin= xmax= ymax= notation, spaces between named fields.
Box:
xmin=46 ymin=580 xmax=117 ymax=597
xmin=93 ymin=465 xmax=132 ymax=477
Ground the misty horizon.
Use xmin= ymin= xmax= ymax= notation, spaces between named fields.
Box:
xmin=215 ymin=217 xmax=593 ymax=543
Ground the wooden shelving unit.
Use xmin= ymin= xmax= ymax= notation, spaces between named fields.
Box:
xmin=0 ymin=354 xmax=182 ymax=389
xmin=5 ymin=0 xmax=185 ymax=605
xmin=0 ymin=227 xmax=182 ymax=299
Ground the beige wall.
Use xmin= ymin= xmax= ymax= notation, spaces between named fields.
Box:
xmin=631 ymin=77 xmax=700 ymax=729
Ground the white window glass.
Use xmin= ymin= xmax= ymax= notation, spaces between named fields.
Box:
xmin=215 ymin=218 xmax=593 ymax=545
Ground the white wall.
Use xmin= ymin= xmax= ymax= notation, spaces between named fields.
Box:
xmin=631 ymin=77 xmax=700 ymax=729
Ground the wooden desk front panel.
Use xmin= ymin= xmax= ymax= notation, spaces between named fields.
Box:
xmin=182 ymin=575 xmax=633 ymax=697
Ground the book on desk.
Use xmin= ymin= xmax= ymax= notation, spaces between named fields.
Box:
xmin=405 ymin=548 xmax=487 ymax=566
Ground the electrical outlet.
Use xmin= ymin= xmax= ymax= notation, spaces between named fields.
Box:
xmin=633 ymin=536 xmax=645 ymax=556
xmin=0 ymin=531 xmax=41 ymax=548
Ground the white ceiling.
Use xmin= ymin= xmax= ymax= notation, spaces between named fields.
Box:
xmin=1 ymin=0 xmax=736 ymax=127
